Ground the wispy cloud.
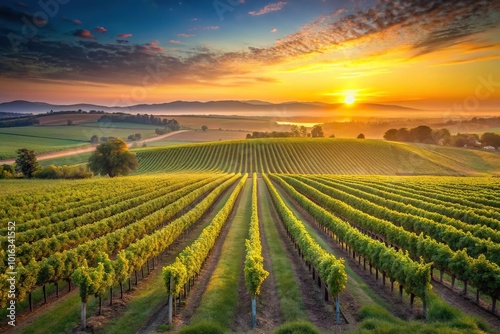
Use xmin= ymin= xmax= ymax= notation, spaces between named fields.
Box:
xmin=0 ymin=0 xmax=499 ymax=89
xmin=73 ymin=19 xmax=82 ymax=25
xmin=95 ymin=26 xmax=107 ymax=33
xmin=169 ymin=39 xmax=182 ymax=44
xmin=73 ymin=29 xmax=94 ymax=39
xmin=177 ymin=33 xmax=194 ymax=38
xmin=249 ymin=2 xmax=287 ymax=16
xmin=271 ymin=28 xmax=278 ymax=33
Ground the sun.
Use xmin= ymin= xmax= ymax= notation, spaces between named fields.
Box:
xmin=344 ymin=94 xmax=356 ymax=105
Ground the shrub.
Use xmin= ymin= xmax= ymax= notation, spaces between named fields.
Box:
xmin=35 ymin=164 xmax=92 ymax=179
xmin=273 ymin=321 xmax=322 ymax=334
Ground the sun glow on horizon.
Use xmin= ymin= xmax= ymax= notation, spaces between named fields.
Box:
xmin=344 ymin=93 xmax=356 ymax=105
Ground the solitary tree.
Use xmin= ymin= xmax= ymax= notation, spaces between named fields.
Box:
xmin=67 ymin=119 xmax=73 ymax=126
xmin=201 ymin=125 xmax=208 ymax=132
xmin=15 ymin=148 xmax=38 ymax=178
xmin=357 ymin=133 xmax=365 ymax=139
xmin=90 ymin=135 xmax=100 ymax=144
xmin=88 ymin=138 xmax=138 ymax=177
xmin=311 ymin=125 xmax=324 ymax=138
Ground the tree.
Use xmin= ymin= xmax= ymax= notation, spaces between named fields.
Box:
xmin=201 ymin=125 xmax=208 ymax=132
xmin=167 ymin=119 xmax=180 ymax=131
xmin=15 ymin=148 xmax=39 ymax=178
xmin=329 ymin=134 xmax=335 ymax=138
xmin=311 ymin=125 xmax=324 ymax=138
xmin=299 ymin=126 xmax=307 ymax=137
xmin=410 ymin=125 xmax=433 ymax=143
xmin=90 ymin=135 xmax=100 ymax=144
xmin=357 ymin=133 xmax=365 ymax=139
xmin=384 ymin=129 xmax=398 ymax=141
xmin=88 ymin=138 xmax=138 ymax=177
xmin=67 ymin=119 xmax=73 ymax=126
xmin=291 ymin=125 xmax=300 ymax=137
xmin=396 ymin=128 xmax=413 ymax=142
xmin=0 ymin=164 xmax=15 ymax=179
xmin=432 ymin=128 xmax=451 ymax=145
xmin=481 ymin=132 xmax=500 ymax=147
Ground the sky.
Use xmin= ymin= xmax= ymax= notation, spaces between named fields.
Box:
xmin=0 ymin=0 xmax=500 ymax=113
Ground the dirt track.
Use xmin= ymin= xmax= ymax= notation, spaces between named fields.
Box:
xmin=0 ymin=130 xmax=189 ymax=164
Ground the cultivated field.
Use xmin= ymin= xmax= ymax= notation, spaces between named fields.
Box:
xmin=1 ymin=138 xmax=500 ymax=334
xmin=135 ymin=138 xmax=500 ymax=175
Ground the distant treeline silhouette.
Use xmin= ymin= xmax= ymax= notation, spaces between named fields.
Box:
xmin=0 ymin=116 xmax=39 ymax=127
xmin=384 ymin=125 xmax=500 ymax=148
xmin=98 ymin=114 xmax=180 ymax=131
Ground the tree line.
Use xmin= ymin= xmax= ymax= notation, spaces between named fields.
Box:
xmin=246 ymin=125 xmax=325 ymax=139
xmin=98 ymin=114 xmax=180 ymax=131
xmin=0 ymin=116 xmax=39 ymax=128
xmin=384 ymin=125 xmax=500 ymax=148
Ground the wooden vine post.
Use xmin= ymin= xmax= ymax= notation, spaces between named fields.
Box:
xmin=168 ymin=276 xmax=173 ymax=324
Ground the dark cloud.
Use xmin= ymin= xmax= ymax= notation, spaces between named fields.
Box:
xmin=116 ymin=39 xmax=129 ymax=44
xmin=0 ymin=6 xmax=29 ymax=23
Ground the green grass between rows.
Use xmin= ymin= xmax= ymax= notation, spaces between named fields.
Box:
xmin=189 ymin=180 xmax=252 ymax=329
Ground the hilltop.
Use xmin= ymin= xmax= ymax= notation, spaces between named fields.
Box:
xmin=134 ymin=138 xmax=500 ymax=176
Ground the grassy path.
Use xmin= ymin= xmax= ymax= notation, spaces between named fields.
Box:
xmin=257 ymin=177 xmax=308 ymax=323
xmin=189 ymin=179 xmax=252 ymax=329
xmin=11 ymin=292 xmax=97 ymax=334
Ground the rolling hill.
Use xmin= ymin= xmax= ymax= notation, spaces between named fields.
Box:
xmin=0 ymin=100 xmax=418 ymax=116
xmin=134 ymin=138 xmax=500 ymax=175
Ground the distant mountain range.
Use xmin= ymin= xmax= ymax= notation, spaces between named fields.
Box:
xmin=0 ymin=100 xmax=419 ymax=115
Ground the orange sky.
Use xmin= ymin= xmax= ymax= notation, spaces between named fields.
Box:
xmin=1 ymin=1 xmax=500 ymax=114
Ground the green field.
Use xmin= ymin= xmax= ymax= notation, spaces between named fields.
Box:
xmin=78 ymin=122 xmax=161 ymax=130
xmin=135 ymin=138 xmax=500 ymax=175
xmin=39 ymin=152 xmax=93 ymax=167
xmin=0 ymin=132 xmax=89 ymax=160
xmin=0 ymin=124 xmax=158 ymax=159
xmin=2 ymin=136 xmax=500 ymax=334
